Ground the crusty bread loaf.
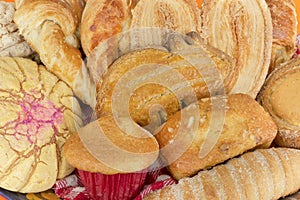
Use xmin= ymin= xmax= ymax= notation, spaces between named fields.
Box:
xmin=0 ymin=57 xmax=82 ymax=193
xmin=14 ymin=0 xmax=96 ymax=107
xmin=258 ymin=57 xmax=300 ymax=149
xmin=143 ymin=148 xmax=300 ymax=200
xmin=63 ymin=115 xmax=159 ymax=174
xmin=154 ymin=94 xmax=277 ymax=180
xmin=95 ymin=37 xmax=237 ymax=131
xmin=266 ymin=0 xmax=297 ymax=72
xmin=201 ymin=0 xmax=273 ymax=98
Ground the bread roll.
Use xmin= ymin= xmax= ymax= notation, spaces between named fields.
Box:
xmin=154 ymin=94 xmax=277 ymax=180
xmin=0 ymin=57 xmax=82 ymax=193
xmin=266 ymin=0 xmax=297 ymax=72
xmin=258 ymin=57 xmax=300 ymax=148
xmin=201 ymin=0 xmax=273 ymax=98
xmin=14 ymin=0 xmax=96 ymax=107
xmin=95 ymin=34 xmax=237 ymax=131
xmin=63 ymin=115 xmax=159 ymax=174
xmin=143 ymin=148 xmax=300 ymax=200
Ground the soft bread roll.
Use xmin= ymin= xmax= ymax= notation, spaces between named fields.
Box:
xmin=14 ymin=0 xmax=96 ymax=107
xmin=266 ymin=0 xmax=297 ymax=72
xmin=80 ymin=0 xmax=201 ymax=56
xmin=258 ymin=57 xmax=300 ymax=148
xmin=95 ymin=35 xmax=237 ymax=131
xmin=143 ymin=148 xmax=300 ymax=200
xmin=154 ymin=94 xmax=277 ymax=180
xmin=0 ymin=57 xmax=82 ymax=193
xmin=63 ymin=115 xmax=159 ymax=174
xmin=201 ymin=0 xmax=273 ymax=98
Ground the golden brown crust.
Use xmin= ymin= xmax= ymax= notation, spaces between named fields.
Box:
xmin=14 ymin=0 xmax=96 ymax=107
xmin=258 ymin=57 xmax=300 ymax=148
xmin=80 ymin=0 xmax=130 ymax=56
xmin=155 ymin=94 xmax=277 ymax=180
xmin=201 ymin=0 xmax=273 ymax=98
xmin=95 ymin=40 xmax=236 ymax=130
xmin=63 ymin=115 xmax=159 ymax=174
xmin=143 ymin=148 xmax=300 ymax=199
xmin=266 ymin=0 xmax=297 ymax=72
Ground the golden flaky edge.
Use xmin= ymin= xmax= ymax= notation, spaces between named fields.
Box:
xmin=201 ymin=0 xmax=273 ymax=98
xmin=144 ymin=148 xmax=300 ymax=200
xmin=14 ymin=0 xmax=96 ymax=107
xmin=258 ymin=57 xmax=300 ymax=148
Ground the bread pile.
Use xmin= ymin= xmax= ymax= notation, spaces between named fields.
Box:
xmin=0 ymin=0 xmax=300 ymax=199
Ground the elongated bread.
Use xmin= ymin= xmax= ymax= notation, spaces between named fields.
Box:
xmin=14 ymin=0 xmax=96 ymax=107
xmin=266 ymin=0 xmax=297 ymax=72
xmin=154 ymin=94 xmax=277 ymax=180
xmin=95 ymin=35 xmax=237 ymax=131
xmin=201 ymin=0 xmax=272 ymax=98
xmin=144 ymin=148 xmax=300 ymax=200
xmin=258 ymin=57 xmax=300 ymax=148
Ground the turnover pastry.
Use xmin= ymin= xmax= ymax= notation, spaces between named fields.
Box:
xmin=266 ymin=0 xmax=297 ymax=72
xmin=0 ymin=57 xmax=82 ymax=193
xmin=258 ymin=57 xmax=300 ymax=149
xmin=201 ymin=0 xmax=273 ymax=98
xmin=13 ymin=0 xmax=96 ymax=107
xmin=95 ymin=33 xmax=237 ymax=131
xmin=143 ymin=148 xmax=300 ymax=200
xmin=154 ymin=93 xmax=277 ymax=180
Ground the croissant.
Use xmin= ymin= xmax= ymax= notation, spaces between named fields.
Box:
xmin=266 ymin=0 xmax=297 ymax=72
xmin=0 ymin=57 xmax=82 ymax=193
xmin=95 ymin=33 xmax=237 ymax=131
xmin=14 ymin=0 xmax=96 ymax=107
xmin=258 ymin=57 xmax=300 ymax=149
xmin=201 ymin=0 xmax=273 ymax=98
xmin=154 ymin=93 xmax=277 ymax=180
xmin=144 ymin=148 xmax=300 ymax=200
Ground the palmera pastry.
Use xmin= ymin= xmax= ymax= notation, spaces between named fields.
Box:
xmin=95 ymin=34 xmax=237 ymax=130
xmin=0 ymin=57 xmax=82 ymax=193
xmin=144 ymin=148 xmax=300 ymax=200
xmin=80 ymin=0 xmax=201 ymax=56
xmin=266 ymin=0 xmax=297 ymax=72
xmin=154 ymin=94 xmax=277 ymax=180
xmin=14 ymin=0 xmax=96 ymax=107
xmin=258 ymin=57 xmax=300 ymax=148
xmin=201 ymin=0 xmax=273 ymax=98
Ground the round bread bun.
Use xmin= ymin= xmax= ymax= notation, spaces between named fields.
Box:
xmin=0 ymin=57 xmax=82 ymax=193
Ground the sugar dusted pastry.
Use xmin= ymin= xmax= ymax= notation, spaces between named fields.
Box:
xmin=154 ymin=94 xmax=277 ymax=180
xmin=143 ymin=148 xmax=300 ymax=200
xmin=201 ymin=0 xmax=273 ymax=98
xmin=258 ymin=57 xmax=300 ymax=149
xmin=0 ymin=2 xmax=34 ymax=58
xmin=0 ymin=57 xmax=82 ymax=193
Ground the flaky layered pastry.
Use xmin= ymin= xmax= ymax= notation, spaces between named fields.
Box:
xmin=144 ymin=148 xmax=300 ymax=200
xmin=80 ymin=0 xmax=201 ymax=56
xmin=201 ymin=0 xmax=273 ymax=98
xmin=258 ymin=57 xmax=300 ymax=149
xmin=95 ymin=34 xmax=238 ymax=131
xmin=154 ymin=94 xmax=277 ymax=180
xmin=13 ymin=0 xmax=96 ymax=107
xmin=63 ymin=115 xmax=159 ymax=174
xmin=0 ymin=57 xmax=82 ymax=193
xmin=266 ymin=0 xmax=297 ymax=72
